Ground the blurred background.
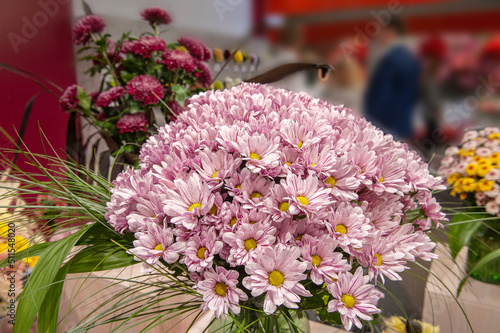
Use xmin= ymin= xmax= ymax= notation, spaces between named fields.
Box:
xmin=1 ymin=0 xmax=500 ymax=327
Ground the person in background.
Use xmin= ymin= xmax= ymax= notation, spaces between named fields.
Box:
xmin=419 ymin=35 xmax=447 ymax=142
xmin=364 ymin=16 xmax=420 ymax=140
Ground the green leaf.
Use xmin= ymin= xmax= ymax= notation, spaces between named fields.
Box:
xmin=448 ymin=212 xmax=485 ymax=258
xmin=171 ymin=84 xmax=189 ymax=106
xmin=76 ymin=86 xmax=91 ymax=111
xmin=457 ymin=248 xmax=500 ymax=296
xmin=37 ymin=264 xmax=71 ymax=333
xmin=65 ymin=243 xmax=136 ymax=274
xmin=0 ymin=242 xmax=52 ymax=268
xmin=13 ymin=225 xmax=90 ymax=333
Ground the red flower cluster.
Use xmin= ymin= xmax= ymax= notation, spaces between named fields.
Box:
xmin=72 ymin=15 xmax=106 ymax=45
xmin=59 ymin=84 xmax=80 ymax=111
xmin=116 ymin=113 xmax=149 ymax=133
xmin=163 ymin=49 xmax=196 ymax=72
xmin=126 ymin=75 xmax=164 ymax=105
xmin=178 ymin=37 xmax=211 ymax=61
xmin=132 ymin=36 xmax=167 ymax=58
xmin=141 ymin=7 xmax=172 ymax=26
xmin=96 ymin=87 xmax=125 ymax=107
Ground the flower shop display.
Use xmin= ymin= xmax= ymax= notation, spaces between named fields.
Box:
xmin=0 ymin=83 xmax=446 ymax=333
xmin=438 ymin=127 xmax=500 ymax=286
xmin=60 ymin=7 xmax=212 ymax=164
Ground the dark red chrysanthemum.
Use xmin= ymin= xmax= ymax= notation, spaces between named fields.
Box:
xmin=141 ymin=7 xmax=172 ymax=26
xmin=132 ymin=36 xmax=167 ymax=58
xmin=72 ymin=15 xmax=106 ymax=45
xmin=195 ymin=61 xmax=212 ymax=88
xmin=162 ymin=49 xmax=196 ymax=72
xmin=96 ymin=87 xmax=125 ymax=107
xmin=126 ymin=75 xmax=163 ymax=105
xmin=177 ymin=37 xmax=210 ymax=61
xmin=116 ymin=113 xmax=149 ymax=133
xmin=59 ymin=84 xmax=80 ymax=111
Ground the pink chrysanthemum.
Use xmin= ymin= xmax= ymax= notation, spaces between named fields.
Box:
xmin=126 ymin=75 xmax=164 ymax=105
xmin=301 ymin=235 xmax=351 ymax=285
xmin=72 ymin=15 xmax=106 ymax=45
xmin=197 ymin=266 xmax=248 ymax=318
xmin=327 ymin=267 xmax=381 ymax=331
xmin=282 ymin=174 xmax=332 ymax=217
xmin=130 ymin=223 xmax=184 ymax=272
xmin=116 ymin=113 xmax=149 ymax=134
xmin=183 ymin=228 xmax=223 ymax=272
xmin=96 ymin=86 xmax=125 ymax=107
xmin=132 ymin=36 xmax=166 ymax=58
xmin=242 ymin=245 xmax=312 ymax=315
xmin=162 ymin=49 xmax=197 ymax=72
xmin=141 ymin=7 xmax=172 ymax=25
xmin=59 ymin=84 xmax=80 ymax=111
xmin=223 ymin=223 xmax=276 ymax=266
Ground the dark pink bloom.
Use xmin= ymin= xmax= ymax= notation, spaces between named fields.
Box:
xmin=59 ymin=84 xmax=80 ymax=111
xmin=72 ymin=15 xmax=106 ymax=45
xmin=162 ymin=50 xmax=196 ymax=72
xmin=116 ymin=113 xmax=149 ymax=133
xmin=167 ymin=100 xmax=184 ymax=115
xmin=120 ymin=40 xmax=136 ymax=54
xmin=177 ymin=37 xmax=209 ymax=61
xmin=126 ymin=75 xmax=163 ymax=105
xmin=141 ymin=7 xmax=172 ymax=25
xmin=96 ymin=87 xmax=125 ymax=107
xmin=195 ymin=61 xmax=212 ymax=88
xmin=132 ymin=36 xmax=167 ymax=58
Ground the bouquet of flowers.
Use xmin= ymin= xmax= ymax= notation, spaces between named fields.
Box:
xmin=60 ymin=7 xmax=212 ymax=164
xmin=0 ymin=84 xmax=446 ymax=333
xmin=438 ymin=127 xmax=500 ymax=286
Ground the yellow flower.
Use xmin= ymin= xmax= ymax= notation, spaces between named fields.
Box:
xmin=477 ymin=164 xmax=492 ymax=177
xmin=462 ymin=177 xmax=477 ymax=192
xmin=384 ymin=316 xmax=407 ymax=333
xmin=233 ymin=50 xmax=243 ymax=63
xmin=447 ymin=173 xmax=461 ymax=185
xmin=465 ymin=163 xmax=478 ymax=176
xmin=477 ymin=179 xmax=494 ymax=192
xmin=23 ymin=256 xmax=39 ymax=267
xmin=213 ymin=48 xmax=223 ymax=62
xmin=459 ymin=149 xmax=475 ymax=156
xmin=488 ymin=133 xmax=500 ymax=140
xmin=176 ymin=46 xmax=188 ymax=53
xmin=214 ymin=81 xmax=224 ymax=90
xmin=490 ymin=152 xmax=500 ymax=164
xmin=420 ymin=321 xmax=440 ymax=333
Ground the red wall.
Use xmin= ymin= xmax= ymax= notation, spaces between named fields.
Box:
xmin=0 ymin=0 xmax=76 ymax=172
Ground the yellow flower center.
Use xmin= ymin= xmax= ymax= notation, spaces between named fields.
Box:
xmin=311 ymin=255 xmax=322 ymax=267
xmin=341 ymin=294 xmax=356 ymax=308
xmin=249 ymin=221 xmax=257 ymax=224
xmin=278 ymin=201 xmax=289 ymax=212
xmin=209 ymin=205 xmax=218 ymax=215
xmin=197 ymin=247 xmax=207 ymax=259
xmin=374 ymin=253 xmax=382 ymax=266
xmin=230 ymin=217 xmax=238 ymax=227
xmin=244 ymin=238 xmax=257 ymax=251
xmin=297 ymin=196 xmax=309 ymax=205
xmin=325 ymin=176 xmax=336 ymax=188
xmin=214 ymin=282 xmax=228 ymax=296
xmin=154 ymin=244 xmax=164 ymax=252
xmin=212 ymin=170 xmax=219 ymax=178
xmin=379 ymin=176 xmax=384 ymax=182
xmin=335 ymin=225 xmax=347 ymax=234
xmin=236 ymin=184 xmax=241 ymax=189
xmin=250 ymin=192 xmax=262 ymax=200
xmin=269 ymin=270 xmax=285 ymax=287
xmin=286 ymin=162 xmax=291 ymax=166
xmin=188 ymin=203 xmax=202 ymax=212
xmin=296 ymin=234 xmax=303 ymax=241
xmin=249 ymin=152 xmax=260 ymax=160
xmin=297 ymin=141 xmax=303 ymax=148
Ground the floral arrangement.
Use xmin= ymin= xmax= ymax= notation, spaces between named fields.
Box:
xmin=60 ymin=7 xmax=212 ymax=160
xmin=438 ymin=127 xmax=500 ymax=286
xmin=0 ymin=84 xmax=447 ymax=333
xmin=105 ymin=83 xmax=445 ymax=331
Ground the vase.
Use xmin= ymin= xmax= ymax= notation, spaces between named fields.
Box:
xmin=467 ymin=224 xmax=500 ymax=285
xmin=207 ymin=309 xmax=310 ymax=333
